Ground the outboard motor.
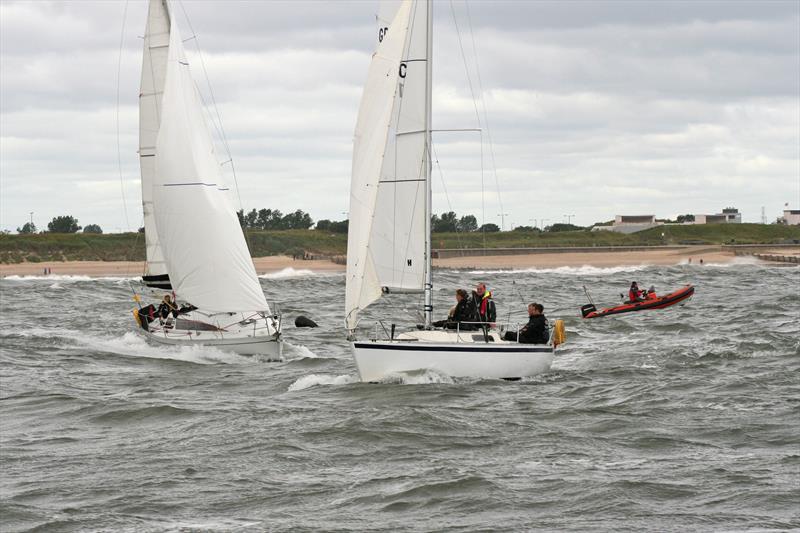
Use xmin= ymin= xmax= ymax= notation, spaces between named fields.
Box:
xmin=580 ymin=303 xmax=597 ymax=318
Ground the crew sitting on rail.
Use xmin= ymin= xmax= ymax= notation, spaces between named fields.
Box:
xmin=433 ymin=288 xmax=477 ymax=331
xmin=472 ymin=282 xmax=497 ymax=326
xmin=503 ymin=303 xmax=549 ymax=344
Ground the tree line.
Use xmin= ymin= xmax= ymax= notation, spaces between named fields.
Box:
xmin=17 ymin=216 xmax=103 ymax=234
xmin=15 ymin=210 xmax=591 ymax=236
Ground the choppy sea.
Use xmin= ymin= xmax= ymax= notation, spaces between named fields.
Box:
xmin=1 ymin=260 xmax=798 ymax=531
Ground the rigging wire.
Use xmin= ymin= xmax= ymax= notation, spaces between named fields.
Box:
xmin=176 ymin=0 xmax=246 ymax=217
xmin=431 ymin=140 xmax=464 ymax=252
xmin=463 ymin=0 xmax=506 ymax=228
xmin=115 ymin=0 xmax=131 ymax=233
xmin=448 ymin=0 xmax=485 ymax=241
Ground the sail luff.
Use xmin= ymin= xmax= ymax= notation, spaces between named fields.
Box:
xmin=139 ymin=0 xmax=170 ymax=279
xmin=151 ymin=4 xmax=269 ymax=314
xmin=345 ymin=0 xmax=416 ymax=331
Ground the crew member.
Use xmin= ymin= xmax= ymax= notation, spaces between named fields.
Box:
xmin=157 ymin=294 xmax=178 ymax=320
xmin=503 ymin=303 xmax=548 ymax=344
xmin=433 ymin=289 xmax=476 ymax=330
xmin=473 ymin=282 xmax=496 ymax=326
xmin=628 ymin=282 xmax=644 ymax=303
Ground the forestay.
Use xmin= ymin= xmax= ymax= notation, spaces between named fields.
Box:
xmin=152 ymin=7 xmax=269 ymax=314
xmin=345 ymin=0 xmax=429 ymax=331
xmin=139 ymin=0 xmax=170 ymax=280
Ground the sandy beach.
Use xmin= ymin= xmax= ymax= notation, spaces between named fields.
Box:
xmin=0 ymin=246 xmax=760 ymax=277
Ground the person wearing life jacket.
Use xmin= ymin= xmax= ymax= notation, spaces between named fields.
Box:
xmin=472 ymin=282 xmax=497 ymax=326
xmin=157 ymin=294 xmax=178 ymax=320
xmin=645 ymin=285 xmax=658 ymax=300
xmin=628 ymin=281 xmax=644 ymax=303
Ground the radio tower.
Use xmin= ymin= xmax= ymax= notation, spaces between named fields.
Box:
xmin=761 ymin=206 xmax=767 ymax=224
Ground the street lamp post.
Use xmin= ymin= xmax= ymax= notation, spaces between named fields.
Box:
xmin=497 ymin=213 xmax=509 ymax=231
xmin=564 ymin=214 xmax=576 ymax=225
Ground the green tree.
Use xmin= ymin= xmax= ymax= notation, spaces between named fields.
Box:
xmin=546 ymin=223 xmax=585 ymax=232
xmin=83 ymin=224 xmax=103 ymax=234
xmin=479 ymin=223 xmax=500 ymax=233
xmin=315 ymin=219 xmax=332 ymax=231
xmin=47 ymin=215 xmax=81 ymax=233
xmin=245 ymin=209 xmax=258 ymax=229
xmin=432 ymin=211 xmax=458 ymax=232
xmin=676 ymin=214 xmax=695 ymax=223
xmin=513 ymin=225 xmax=537 ymax=232
xmin=17 ymin=222 xmax=36 ymax=234
xmin=329 ymin=220 xmax=349 ymax=233
xmin=236 ymin=209 xmax=245 ymax=228
xmin=457 ymin=214 xmax=478 ymax=232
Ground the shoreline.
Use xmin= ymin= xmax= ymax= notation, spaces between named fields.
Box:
xmin=2 ymin=246 xmax=792 ymax=278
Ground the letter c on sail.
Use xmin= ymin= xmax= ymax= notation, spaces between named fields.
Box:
xmin=399 ymin=62 xmax=407 ymax=78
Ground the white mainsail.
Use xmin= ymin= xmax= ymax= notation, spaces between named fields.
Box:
xmin=151 ymin=5 xmax=269 ymax=314
xmin=345 ymin=0 xmax=429 ymax=330
xmin=139 ymin=0 xmax=170 ymax=280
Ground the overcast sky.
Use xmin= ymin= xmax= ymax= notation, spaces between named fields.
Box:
xmin=1 ymin=0 xmax=798 ymax=233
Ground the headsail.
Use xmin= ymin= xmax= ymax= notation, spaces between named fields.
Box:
xmin=139 ymin=0 xmax=171 ymax=286
xmin=152 ymin=5 xmax=269 ymax=314
xmin=345 ymin=0 xmax=429 ymax=331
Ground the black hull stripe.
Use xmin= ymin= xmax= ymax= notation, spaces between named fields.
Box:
xmin=353 ymin=343 xmax=552 ymax=353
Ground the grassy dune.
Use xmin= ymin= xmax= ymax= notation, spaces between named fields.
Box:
xmin=1 ymin=224 xmax=798 ymax=264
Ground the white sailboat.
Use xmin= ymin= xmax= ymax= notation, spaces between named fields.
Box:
xmin=133 ymin=0 xmax=281 ymax=358
xmin=345 ymin=0 xmax=559 ymax=381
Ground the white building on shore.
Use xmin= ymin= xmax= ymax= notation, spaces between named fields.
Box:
xmin=694 ymin=207 xmax=741 ymax=224
xmin=778 ymin=209 xmax=800 ymax=225
xmin=594 ymin=215 xmax=662 ymax=234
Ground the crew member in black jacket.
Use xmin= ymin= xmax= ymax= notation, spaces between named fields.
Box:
xmin=433 ymin=289 xmax=477 ymax=330
xmin=503 ymin=303 xmax=549 ymax=344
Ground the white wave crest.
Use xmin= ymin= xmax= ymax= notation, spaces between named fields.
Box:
xmin=284 ymin=343 xmax=320 ymax=359
xmin=1 ymin=274 xmax=137 ymax=282
xmin=288 ymin=373 xmax=356 ymax=391
xmin=12 ymin=327 xmax=259 ymax=365
xmin=464 ymin=264 xmax=649 ymax=276
xmin=381 ymin=368 xmax=456 ymax=385
xmin=93 ymin=332 xmax=255 ymax=365
xmin=258 ymin=267 xmax=316 ymax=279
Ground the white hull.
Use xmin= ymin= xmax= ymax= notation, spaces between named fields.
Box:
xmin=137 ymin=310 xmax=282 ymax=358
xmin=144 ymin=330 xmax=282 ymax=358
xmin=352 ymin=330 xmax=554 ymax=382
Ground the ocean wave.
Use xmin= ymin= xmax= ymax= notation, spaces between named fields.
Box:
xmin=284 ymin=343 xmax=321 ymax=359
xmin=463 ymin=264 xmax=649 ymax=276
xmin=288 ymin=373 xmax=356 ymax=391
xmin=1 ymin=274 xmax=137 ymax=282
xmin=258 ymin=267 xmax=317 ymax=279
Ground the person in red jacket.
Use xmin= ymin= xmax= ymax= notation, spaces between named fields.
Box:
xmin=628 ymin=281 xmax=644 ymax=303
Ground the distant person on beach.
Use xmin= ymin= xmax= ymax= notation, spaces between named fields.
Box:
xmin=503 ymin=303 xmax=548 ymax=344
xmin=472 ymin=282 xmax=496 ymax=326
xmin=433 ymin=289 xmax=476 ymax=330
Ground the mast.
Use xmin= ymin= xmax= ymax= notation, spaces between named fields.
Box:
xmin=423 ymin=0 xmax=434 ymax=327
